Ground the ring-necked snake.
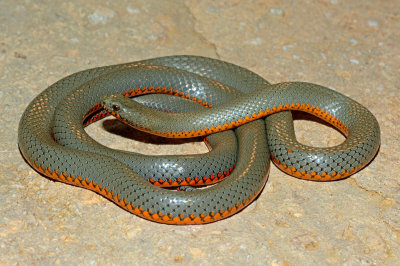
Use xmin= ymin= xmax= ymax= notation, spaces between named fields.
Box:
xmin=18 ymin=56 xmax=380 ymax=224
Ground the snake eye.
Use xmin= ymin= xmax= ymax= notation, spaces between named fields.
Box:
xmin=112 ymin=104 xmax=120 ymax=112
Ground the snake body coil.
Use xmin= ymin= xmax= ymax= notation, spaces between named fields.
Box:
xmin=18 ymin=56 xmax=380 ymax=224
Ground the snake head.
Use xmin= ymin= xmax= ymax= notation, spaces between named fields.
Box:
xmin=101 ymin=94 xmax=127 ymax=114
xmin=101 ymin=94 xmax=141 ymax=126
xmin=101 ymin=93 xmax=161 ymax=131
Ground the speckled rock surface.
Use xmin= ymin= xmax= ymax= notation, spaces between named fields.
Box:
xmin=1 ymin=0 xmax=399 ymax=265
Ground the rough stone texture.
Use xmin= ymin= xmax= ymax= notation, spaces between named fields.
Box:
xmin=1 ymin=0 xmax=399 ymax=265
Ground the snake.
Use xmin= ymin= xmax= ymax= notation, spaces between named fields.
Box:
xmin=18 ymin=56 xmax=380 ymax=224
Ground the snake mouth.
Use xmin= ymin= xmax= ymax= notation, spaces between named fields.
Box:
xmin=101 ymin=94 xmax=120 ymax=111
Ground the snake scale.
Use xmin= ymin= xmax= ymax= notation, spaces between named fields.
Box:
xmin=18 ymin=56 xmax=380 ymax=224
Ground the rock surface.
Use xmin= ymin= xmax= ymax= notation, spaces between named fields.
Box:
xmin=1 ymin=0 xmax=399 ymax=265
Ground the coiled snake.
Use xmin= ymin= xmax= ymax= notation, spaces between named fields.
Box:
xmin=18 ymin=56 xmax=380 ymax=224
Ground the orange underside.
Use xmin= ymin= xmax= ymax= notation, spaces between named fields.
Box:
xmin=42 ymin=86 xmax=362 ymax=224
xmin=107 ymin=87 xmax=358 ymax=181
xmin=132 ymin=101 xmax=349 ymax=138
xmin=89 ymin=87 xmax=363 ymax=182
xmin=82 ymin=91 xmax=234 ymax=188
xmin=28 ymin=159 xmax=257 ymax=224
xmin=272 ymin=156 xmax=365 ymax=181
